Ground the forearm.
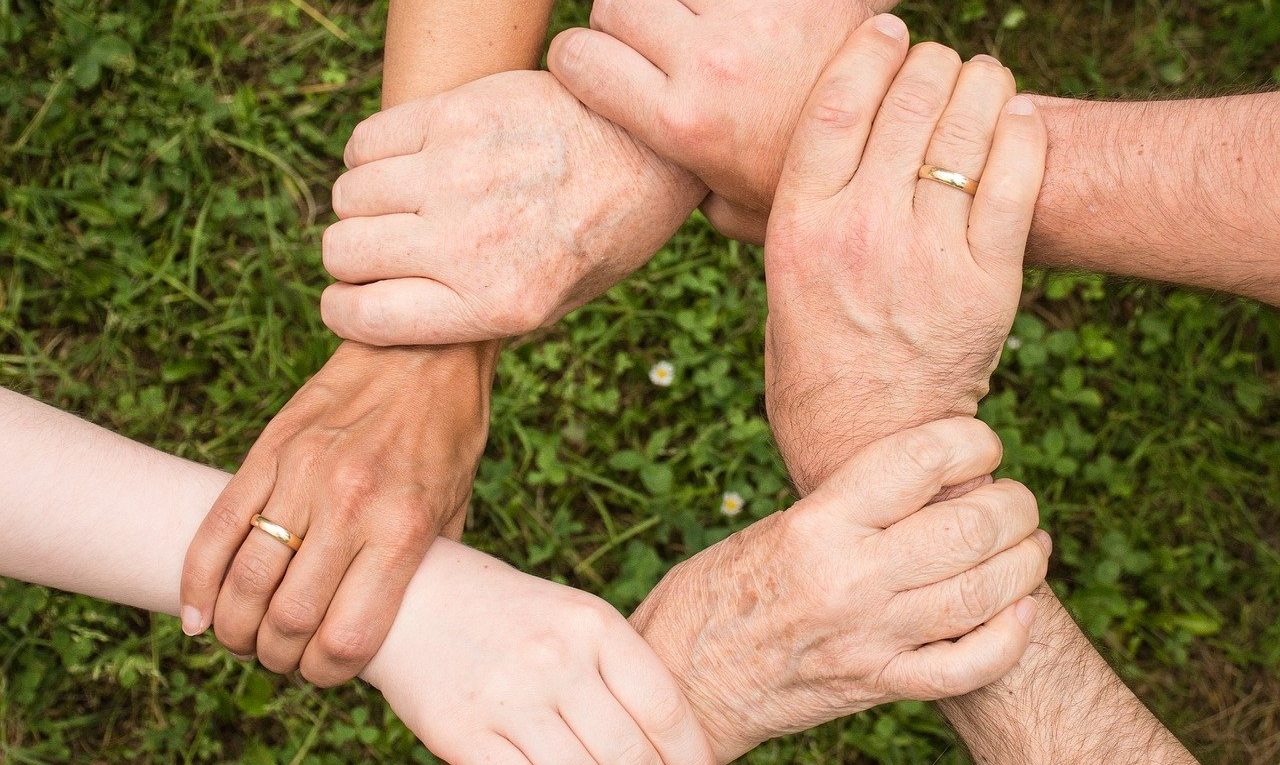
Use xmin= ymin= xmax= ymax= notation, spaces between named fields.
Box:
xmin=383 ymin=0 xmax=554 ymax=106
xmin=1030 ymin=92 xmax=1280 ymax=305
xmin=938 ymin=584 xmax=1195 ymax=764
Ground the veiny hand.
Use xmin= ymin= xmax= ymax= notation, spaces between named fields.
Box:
xmin=548 ymin=0 xmax=897 ymax=242
xmin=632 ymin=418 xmax=1049 ymax=762
xmin=180 ymin=341 xmax=494 ymax=686
xmin=363 ymin=540 xmax=714 ymax=765
xmin=760 ymin=18 xmax=1047 ymax=493
xmin=320 ymin=69 xmax=706 ymax=346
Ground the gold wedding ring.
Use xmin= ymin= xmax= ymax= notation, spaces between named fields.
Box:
xmin=919 ymin=164 xmax=980 ymax=196
xmin=251 ymin=514 xmax=303 ymax=552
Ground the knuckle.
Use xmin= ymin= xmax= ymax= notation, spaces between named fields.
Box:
xmin=978 ymin=176 xmax=1030 ymax=220
xmin=327 ymin=461 xmax=378 ymax=508
xmin=320 ymin=223 xmax=353 ymax=279
xmin=934 ymin=111 xmax=991 ymax=152
xmin=314 ymin=623 xmax=379 ymax=672
xmin=228 ymin=550 xmax=279 ymax=601
xmin=895 ymin=427 xmax=951 ymax=478
xmin=330 ymin=173 xmax=354 ymax=219
xmin=344 ymin=117 xmax=375 ymax=168
xmin=807 ymin=79 xmax=868 ymax=133
xmin=886 ymin=80 xmax=946 ymax=122
xmin=568 ymin=594 xmax=621 ymax=636
xmin=656 ymin=100 xmax=713 ymax=147
xmin=266 ymin=594 xmax=324 ymax=640
xmin=523 ymin=629 xmax=575 ymax=671
xmin=644 ymin=689 xmax=690 ymax=742
xmin=694 ymin=43 xmax=747 ymax=84
xmin=955 ymin=566 xmax=995 ymax=623
xmin=952 ymin=499 xmax=1000 ymax=560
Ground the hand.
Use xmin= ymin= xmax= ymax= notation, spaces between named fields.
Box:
xmin=632 ymin=418 xmax=1049 ymax=762
xmin=320 ymin=69 xmax=706 ymax=346
xmin=363 ymin=540 xmax=714 ymax=765
xmin=180 ymin=341 xmax=495 ymax=686
xmin=548 ymin=0 xmax=896 ymax=242
xmin=759 ymin=20 xmax=1047 ymax=493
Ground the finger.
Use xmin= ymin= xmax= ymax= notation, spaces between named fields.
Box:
xmin=320 ymin=279 xmax=489 ymax=347
xmin=330 ymin=155 xmax=425 ymax=219
xmin=298 ymin=543 xmax=422 ymax=687
xmin=590 ymin=0 xmax=693 ymax=71
xmin=884 ymin=596 xmax=1038 ymax=700
xmin=802 ymin=417 xmax=1004 ymax=529
xmin=255 ymin=517 xmax=359 ymax=674
xmin=322 ymin=214 xmax=437 ymax=285
xmin=547 ymin=29 xmax=674 ymax=156
xmin=503 ymin=714 xmax=596 ymax=765
xmin=900 ymin=531 xmax=1051 ymax=643
xmin=878 ymin=479 xmax=1039 ymax=588
xmin=967 ymin=94 xmax=1048 ymax=276
xmin=914 ymin=54 xmax=1015 ymax=222
xmin=211 ymin=494 xmax=310 ymax=657
xmin=599 ymin=627 xmax=715 ymax=764
xmin=855 ymin=41 xmax=962 ymax=201
xmin=775 ymin=14 xmax=910 ymax=204
xmin=343 ymin=97 xmax=438 ymax=169
xmin=180 ymin=454 xmax=277 ymax=636
xmin=559 ymin=680 xmax=664 ymax=765
xmin=700 ymin=194 xmax=766 ymax=245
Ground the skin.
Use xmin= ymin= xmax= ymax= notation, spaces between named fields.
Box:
xmin=0 ymin=388 xmax=1045 ymax=764
xmin=321 ymin=70 xmax=704 ymax=345
xmin=547 ymin=1 xmax=1280 ymax=305
xmin=0 ymin=386 xmax=711 ymax=764
xmin=749 ymin=18 xmax=1194 ymax=762
xmin=179 ymin=0 xmax=556 ymax=687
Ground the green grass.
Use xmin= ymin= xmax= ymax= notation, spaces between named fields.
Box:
xmin=2 ymin=0 xmax=1278 ymax=762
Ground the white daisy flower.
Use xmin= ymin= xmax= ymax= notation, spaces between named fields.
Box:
xmin=720 ymin=491 xmax=745 ymax=517
xmin=1005 ymin=336 xmax=1023 ymax=351
xmin=649 ymin=360 xmax=675 ymax=387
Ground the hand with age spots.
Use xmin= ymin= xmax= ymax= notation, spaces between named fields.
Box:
xmin=631 ymin=418 xmax=1050 ymax=762
xmin=319 ymin=69 xmax=704 ymax=346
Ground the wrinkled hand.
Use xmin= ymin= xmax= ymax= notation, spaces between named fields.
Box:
xmin=364 ymin=539 xmax=713 ymax=765
xmin=548 ymin=0 xmax=896 ymax=241
xmin=320 ymin=69 xmax=705 ymax=346
xmin=633 ymin=418 xmax=1049 ymax=762
xmin=180 ymin=342 xmax=494 ymax=686
xmin=761 ymin=20 xmax=1047 ymax=493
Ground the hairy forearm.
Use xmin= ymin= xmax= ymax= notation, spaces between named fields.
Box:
xmin=938 ymin=584 xmax=1195 ymax=764
xmin=1030 ymin=92 xmax=1280 ymax=304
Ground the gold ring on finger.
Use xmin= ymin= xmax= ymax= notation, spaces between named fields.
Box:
xmin=919 ymin=164 xmax=980 ymax=196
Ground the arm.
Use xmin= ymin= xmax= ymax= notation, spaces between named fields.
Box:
xmin=749 ymin=24 xmax=1196 ymax=764
xmin=0 ymin=384 xmax=1043 ymax=765
xmin=0 ymin=386 xmax=713 ymax=763
xmin=938 ymin=585 xmax=1197 ymax=764
xmin=179 ymin=0 xmax=556 ymax=687
xmin=548 ymin=6 xmax=1280 ymax=304
xmin=1027 ymin=94 xmax=1280 ymax=305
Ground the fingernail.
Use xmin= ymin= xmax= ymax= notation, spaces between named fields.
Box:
xmin=873 ymin=14 xmax=908 ymax=40
xmin=971 ymin=53 xmax=1001 ymax=65
xmin=1033 ymin=529 xmax=1053 ymax=556
xmin=1015 ymin=596 xmax=1038 ymax=627
xmin=1006 ymin=95 xmax=1035 ymax=116
xmin=180 ymin=605 xmax=207 ymax=637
